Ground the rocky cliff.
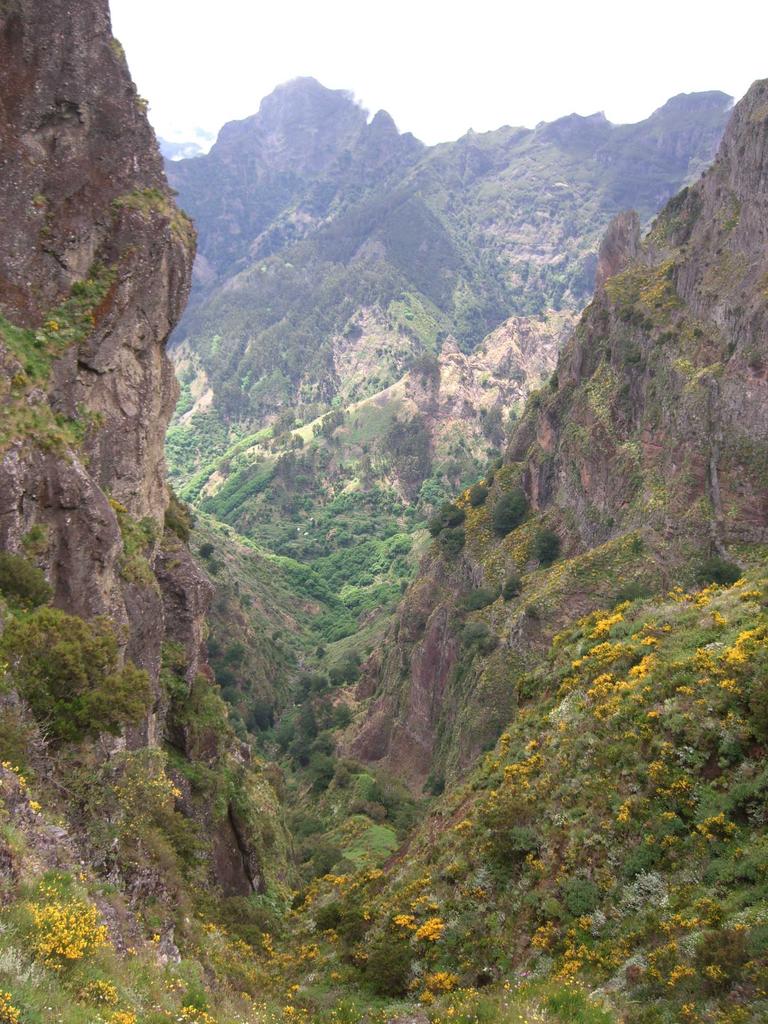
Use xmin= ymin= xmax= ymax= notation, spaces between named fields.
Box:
xmin=350 ymin=79 xmax=768 ymax=789
xmin=0 ymin=0 xmax=204 ymax=724
xmin=0 ymin=0 xmax=289 ymax=995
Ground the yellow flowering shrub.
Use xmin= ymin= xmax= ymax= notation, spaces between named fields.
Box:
xmin=0 ymin=992 xmax=21 ymax=1024
xmin=27 ymin=886 xmax=108 ymax=969
xmin=424 ymin=971 xmax=459 ymax=992
xmin=79 ymin=979 xmax=118 ymax=1004
xmin=109 ymin=1013 xmax=138 ymax=1024
xmin=178 ymin=1008 xmax=218 ymax=1024
xmin=414 ymin=917 xmax=445 ymax=941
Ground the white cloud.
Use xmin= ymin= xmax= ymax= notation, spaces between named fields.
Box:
xmin=109 ymin=0 xmax=767 ymax=146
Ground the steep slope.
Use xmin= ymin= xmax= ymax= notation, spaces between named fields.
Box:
xmin=350 ymin=79 xmax=768 ymax=789
xmin=0 ymin=3 xmax=291 ymax=1021
xmin=255 ymin=79 xmax=768 ymax=1024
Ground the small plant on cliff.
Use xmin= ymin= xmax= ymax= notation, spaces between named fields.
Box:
xmin=502 ymin=573 xmax=522 ymax=600
xmin=165 ymin=489 xmax=194 ymax=542
xmin=438 ymin=526 xmax=466 ymax=556
xmin=428 ymin=502 xmax=466 ymax=537
xmin=0 ymin=551 xmax=52 ymax=608
xmin=492 ymin=489 xmax=528 ymax=536
xmin=0 ymin=608 xmax=150 ymax=742
xmin=459 ymin=586 xmax=498 ymax=611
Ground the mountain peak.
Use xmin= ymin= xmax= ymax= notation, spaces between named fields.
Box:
xmin=258 ymin=75 xmax=362 ymax=117
xmin=651 ymin=89 xmax=733 ymax=119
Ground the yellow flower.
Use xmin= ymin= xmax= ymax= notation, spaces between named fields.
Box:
xmin=28 ymin=894 xmax=109 ymax=968
xmin=393 ymin=914 xmax=417 ymax=930
xmin=415 ymin=917 xmax=445 ymax=941
xmin=79 ymin=979 xmax=119 ymax=1005
xmin=425 ymin=971 xmax=459 ymax=992
xmin=0 ymin=992 xmax=21 ymax=1024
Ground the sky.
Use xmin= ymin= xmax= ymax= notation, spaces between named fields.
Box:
xmin=110 ymin=0 xmax=767 ymax=149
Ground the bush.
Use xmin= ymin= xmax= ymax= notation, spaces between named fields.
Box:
xmin=469 ymin=483 xmax=489 ymax=507
xmin=459 ymin=586 xmax=498 ymax=612
xmin=438 ymin=526 xmax=465 ymax=556
xmin=0 ymin=607 xmax=151 ymax=742
xmin=461 ymin=621 xmax=497 ymax=654
xmin=502 ymin=573 xmax=521 ymax=600
xmin=0 ymin=551 xmax=52 ymax=608
xmin=364 ymin=932 xmax=412 ymax=996
xmin=164 ymin=489 xmax=194 ymax=542
xmin=562 ymin=877 xmax=600 ymax=916
xmin=614 ymin=580 xmax=650 ymax=604
xmin=696 ymin=555 xmax=742 ymax=586
xmin=428 ymin=502 xmax=465 ymax=537
xmin=198 ymin=542 xmax=215 ymax=559
xmin=533 ymin=528 xmax=561 ymax=565
xmin=492 ymin=489 xmax=528 ymax=535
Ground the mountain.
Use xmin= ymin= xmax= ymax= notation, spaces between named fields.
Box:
xmin=168 ymin=81 xmax=731 ymax=430
xmin=164 ymin=81 xmax=732 ymax=712
xmin=3 ymin=2 xmax=767 ymax=1021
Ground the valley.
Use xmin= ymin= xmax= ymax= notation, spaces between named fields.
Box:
xmin=0 ymin=4 xmax=766 ymax=1024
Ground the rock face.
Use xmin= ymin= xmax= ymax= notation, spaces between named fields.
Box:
xmin=351 ymin=79 xmax=768 ymax=789
xmin=0 ymin=0 xmax=204 ymax=724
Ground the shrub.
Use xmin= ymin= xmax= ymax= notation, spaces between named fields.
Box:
xmin=502 ymin=573 xmax=522 ymax=600
xmin=0 ymin=551 xmax=52 ymax=608
xmin=364 ymin=932 xmax=412 ymax=996
xmin=532 ymin=528 xmax=561 ymax=565
xmin=27 ymin=886 xmax=109 ymax=968
xmin=562 ymin=877 xmax=600 ymax=916
xmin=198 ymin=542 xmax=215 ymax=559
xmin=492 ymin=489 xmax=528 ymax=535
xmin=459 ymin=586 xmax=498 ymax=611
xmin=438 ymin=526 xmax=465 ymax=556
xmin=0 ymin=607 xmax=151 ymax=742
xmin=461 ymin=621 xmax=497 ymax=654
xmin=696 ymin=555 xmax=742 ymax=586
xmin=165 ymin=489 xmax=193 ymax=541
xmin=428 ymin=502 xmax=465 ymax=537
xmin=469 ymin=483 xmax=489 ymax=507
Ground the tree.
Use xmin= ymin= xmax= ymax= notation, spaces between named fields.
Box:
xmin=469 ymin=483 xmax=489 ymax=507
xmin=492 ymin=489 xmax=528 ymax=535
xmin=533 ymin=528 xmax=561 ymax=565
xmin=428 ymin=502 xmax=465 ymax=537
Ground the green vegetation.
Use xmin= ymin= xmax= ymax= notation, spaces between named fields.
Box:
xmin=0 ymin=264 xmax=116 ymax=452
xmin=533 ymin=527 xmax=561 ymax=565
xmin=0 ymin=552 xmax=52 ymax=608
xmin=0 ymin=607 xmax=150 ymax=742
xmin=492 ymin=487 xmax=529 ymax=535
